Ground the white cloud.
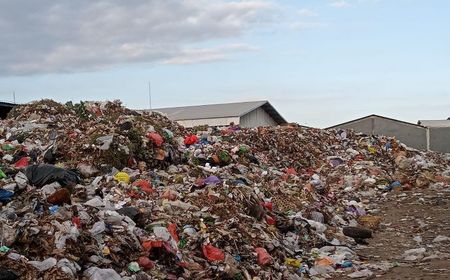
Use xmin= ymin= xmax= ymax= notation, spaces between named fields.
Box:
xmin=162 ymin=44 xmax=258 ymax=65
xmin=290 ymin=22 xmax=328 ymax=30
xmin=329 ymin=1 xmax=351 ymax=8
xmin=0 ymin=0 xmax=273 ymax=75
xmin=358 ymin=0 xmax=382 ymax=3
xmin=297 ymin=9 xmax=318 ymax=17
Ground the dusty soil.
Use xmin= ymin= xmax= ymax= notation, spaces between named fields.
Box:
xmin=336 ymin=186 xmax=450 ymax=280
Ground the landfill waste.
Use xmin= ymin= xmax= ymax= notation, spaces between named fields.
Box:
xmin=0 ymin=99 xmax=449 ymax=279
xmin=402 ymin=248 xmax=427 ymax=261
xmin=348 ymin=269 xmax=374 ymax=278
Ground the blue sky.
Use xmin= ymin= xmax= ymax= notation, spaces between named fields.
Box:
xmin=0 ymin=0 xmax=448 ymax=127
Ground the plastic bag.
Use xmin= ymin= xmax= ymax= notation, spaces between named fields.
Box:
xmin=28 ymin=257 xmax=57 ymax=272
xmin=84 ymin=268 xmax=121 ymax=280
xmin=114 ymin=172 xmax=130 ymax=184
xmin=14 ymin=157 xmax=30 ymax=169
xmin=0 ymin=189 xmax=14 ymax=203
xmin=133 ymin=180 xmax=154 ymax=194
xmin=0 ymin=169 xmax=6 ymax=179
xmin=255 ymin=248 xmax=272 ymax=266
xmin=96 ymin=135 xmax=113 ymax=150
xmin=184 ymin=135 xmax=198 ymax=146
xmin=167 ymin=223 xmax=179 ymax=242
xmin=204 ymin=175 xmax=221 ymax=185
xmin=25 ymin=164 xmax=80 ymax=188
xmin=147 ymin=132 xmax=164 ymax=147
xmin=202 ymin=244 xmax=225 ymax=262
xmin=90 ymin=221 xmax=106 ymax=236
xmin=138 ymin=256 xmax=155 ymax=270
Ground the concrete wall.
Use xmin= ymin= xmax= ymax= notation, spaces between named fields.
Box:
xmin=333 ymin=116 xmax=428 ymax=150
xmin=429 ymin=127 xmax=450 ymax=153
xmin=177 ymin=117 xmax=240 ymax=128
xmin=240 ymin=107 xmax=277 ymax=128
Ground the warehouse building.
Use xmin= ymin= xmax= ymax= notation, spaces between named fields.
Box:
xmin=418 ymin=119 xmax=450 ymax=153
xmin=151 ymin=100 xmax=287 ymax=128
xmin=327 ymin=114 xmax=428 ymax=151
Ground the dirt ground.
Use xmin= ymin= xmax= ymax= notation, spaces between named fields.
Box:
xmin=336 ymin=186 xmax=450 ymax=280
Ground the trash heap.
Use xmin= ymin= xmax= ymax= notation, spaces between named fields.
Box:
xmin=0 ymin=100 xmax=449 ymax=280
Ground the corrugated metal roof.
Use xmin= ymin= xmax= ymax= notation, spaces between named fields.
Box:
xmin=418 ymin=120 xmax=450 ymax=128
xmin=150 ymin=101 xmax=287 ymax=124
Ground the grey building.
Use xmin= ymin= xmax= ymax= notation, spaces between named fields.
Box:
xmin=418 ymin=119 xmax=450 ymax=153
xmin=151 ymin=100 xmax=287 ymax=128
xmin=327 ymin=114 xmax=428 ymax=150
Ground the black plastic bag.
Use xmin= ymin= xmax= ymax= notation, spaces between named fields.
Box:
xmin=25 ymin=164 xmax=80 ymax=188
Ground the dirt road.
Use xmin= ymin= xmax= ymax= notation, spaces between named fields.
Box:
xmin=337 ymin=186 xmax=450 ymax=279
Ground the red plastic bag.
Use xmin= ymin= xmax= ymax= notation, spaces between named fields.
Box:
xmin=147 ymin=132 xmax=164 ymax=147
xmin=15 ymin=157 xmax=30 ymax=169
xmin=255 ymin=247 xmax=272 ymax=266
xmin=72 ymin=216 xmax=82 ymax=229
xmin=142 ymin=240 xmax=163 ymax=251
xmin=184 ymin=135 xmax=198 ymax=146
xmin=202 ymin=244 xmax=225 ymax=262
xmin=266 ymin=215 xmax=276 ymax=225
xmin=138 ymin=257 xmax=155 ymax=270
xmin=167 ymin=223 xmax=179 ymax=243
xmin=133 ymin=180 xmax=154 ymax=194
xmin=260 ymin=201 xmax=273 ymax=211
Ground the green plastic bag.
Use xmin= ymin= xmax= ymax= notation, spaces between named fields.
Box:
xmin=0 ymin=169 xmax=6 ymax=179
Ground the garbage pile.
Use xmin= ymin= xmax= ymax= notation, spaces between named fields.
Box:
xmin=0 ymin=100 xmax=449 ymax=280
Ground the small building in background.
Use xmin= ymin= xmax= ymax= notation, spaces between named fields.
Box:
xmin=151 ymin=100 xmax=287 ymax=128
xmin=0 ymin=101 xmax=16 ymax=119
xmin=327 ymin=114 xmax=428 ymax=151
xmin=418 ymin=119 xmax=450 ymax=153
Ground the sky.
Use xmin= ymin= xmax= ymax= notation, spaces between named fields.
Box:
xmin=0 ymin=0 xmax=449 ymax=127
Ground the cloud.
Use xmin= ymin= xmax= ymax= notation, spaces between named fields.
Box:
xmin=297 ymin=9 xmax=318 ymax=17
xmin=329 ymin=1 xmax=351 ymax=8
xmin=358 ymin=0 xmax=382 ymax=3
xmin=162 ymin=44 xmax=258 ymax=65
xmin=290 ymin=22 xmax=328 ymax=30
xmin=0 ymin=0 xmax=273 ymax=75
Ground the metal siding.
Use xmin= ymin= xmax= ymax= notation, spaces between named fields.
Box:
xmin=372 ymin=118 xmax=427 ymax=150
xmin=429 ymin=127 xmax=450 ymax=153
xmin=240 ymin=107 xmax=277 ymax=128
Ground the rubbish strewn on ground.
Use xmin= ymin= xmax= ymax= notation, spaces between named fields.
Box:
xmin=0 ymin=99 xmax=449 ymax=279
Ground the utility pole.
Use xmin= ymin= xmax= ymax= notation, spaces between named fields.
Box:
xmin=13 ymin=91 xmax=16 ymax=104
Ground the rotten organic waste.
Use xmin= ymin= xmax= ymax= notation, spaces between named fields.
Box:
xmin=0 ymin=100 xmax=449 ymax=280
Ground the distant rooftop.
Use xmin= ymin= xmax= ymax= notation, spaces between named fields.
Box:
xmin=418 ymin=119 xmax=450 ymax=128
xmin=327 ymin=114 xmax=425 ymax=129
xmin=151 ymin=100 xmax=287 ymax=124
